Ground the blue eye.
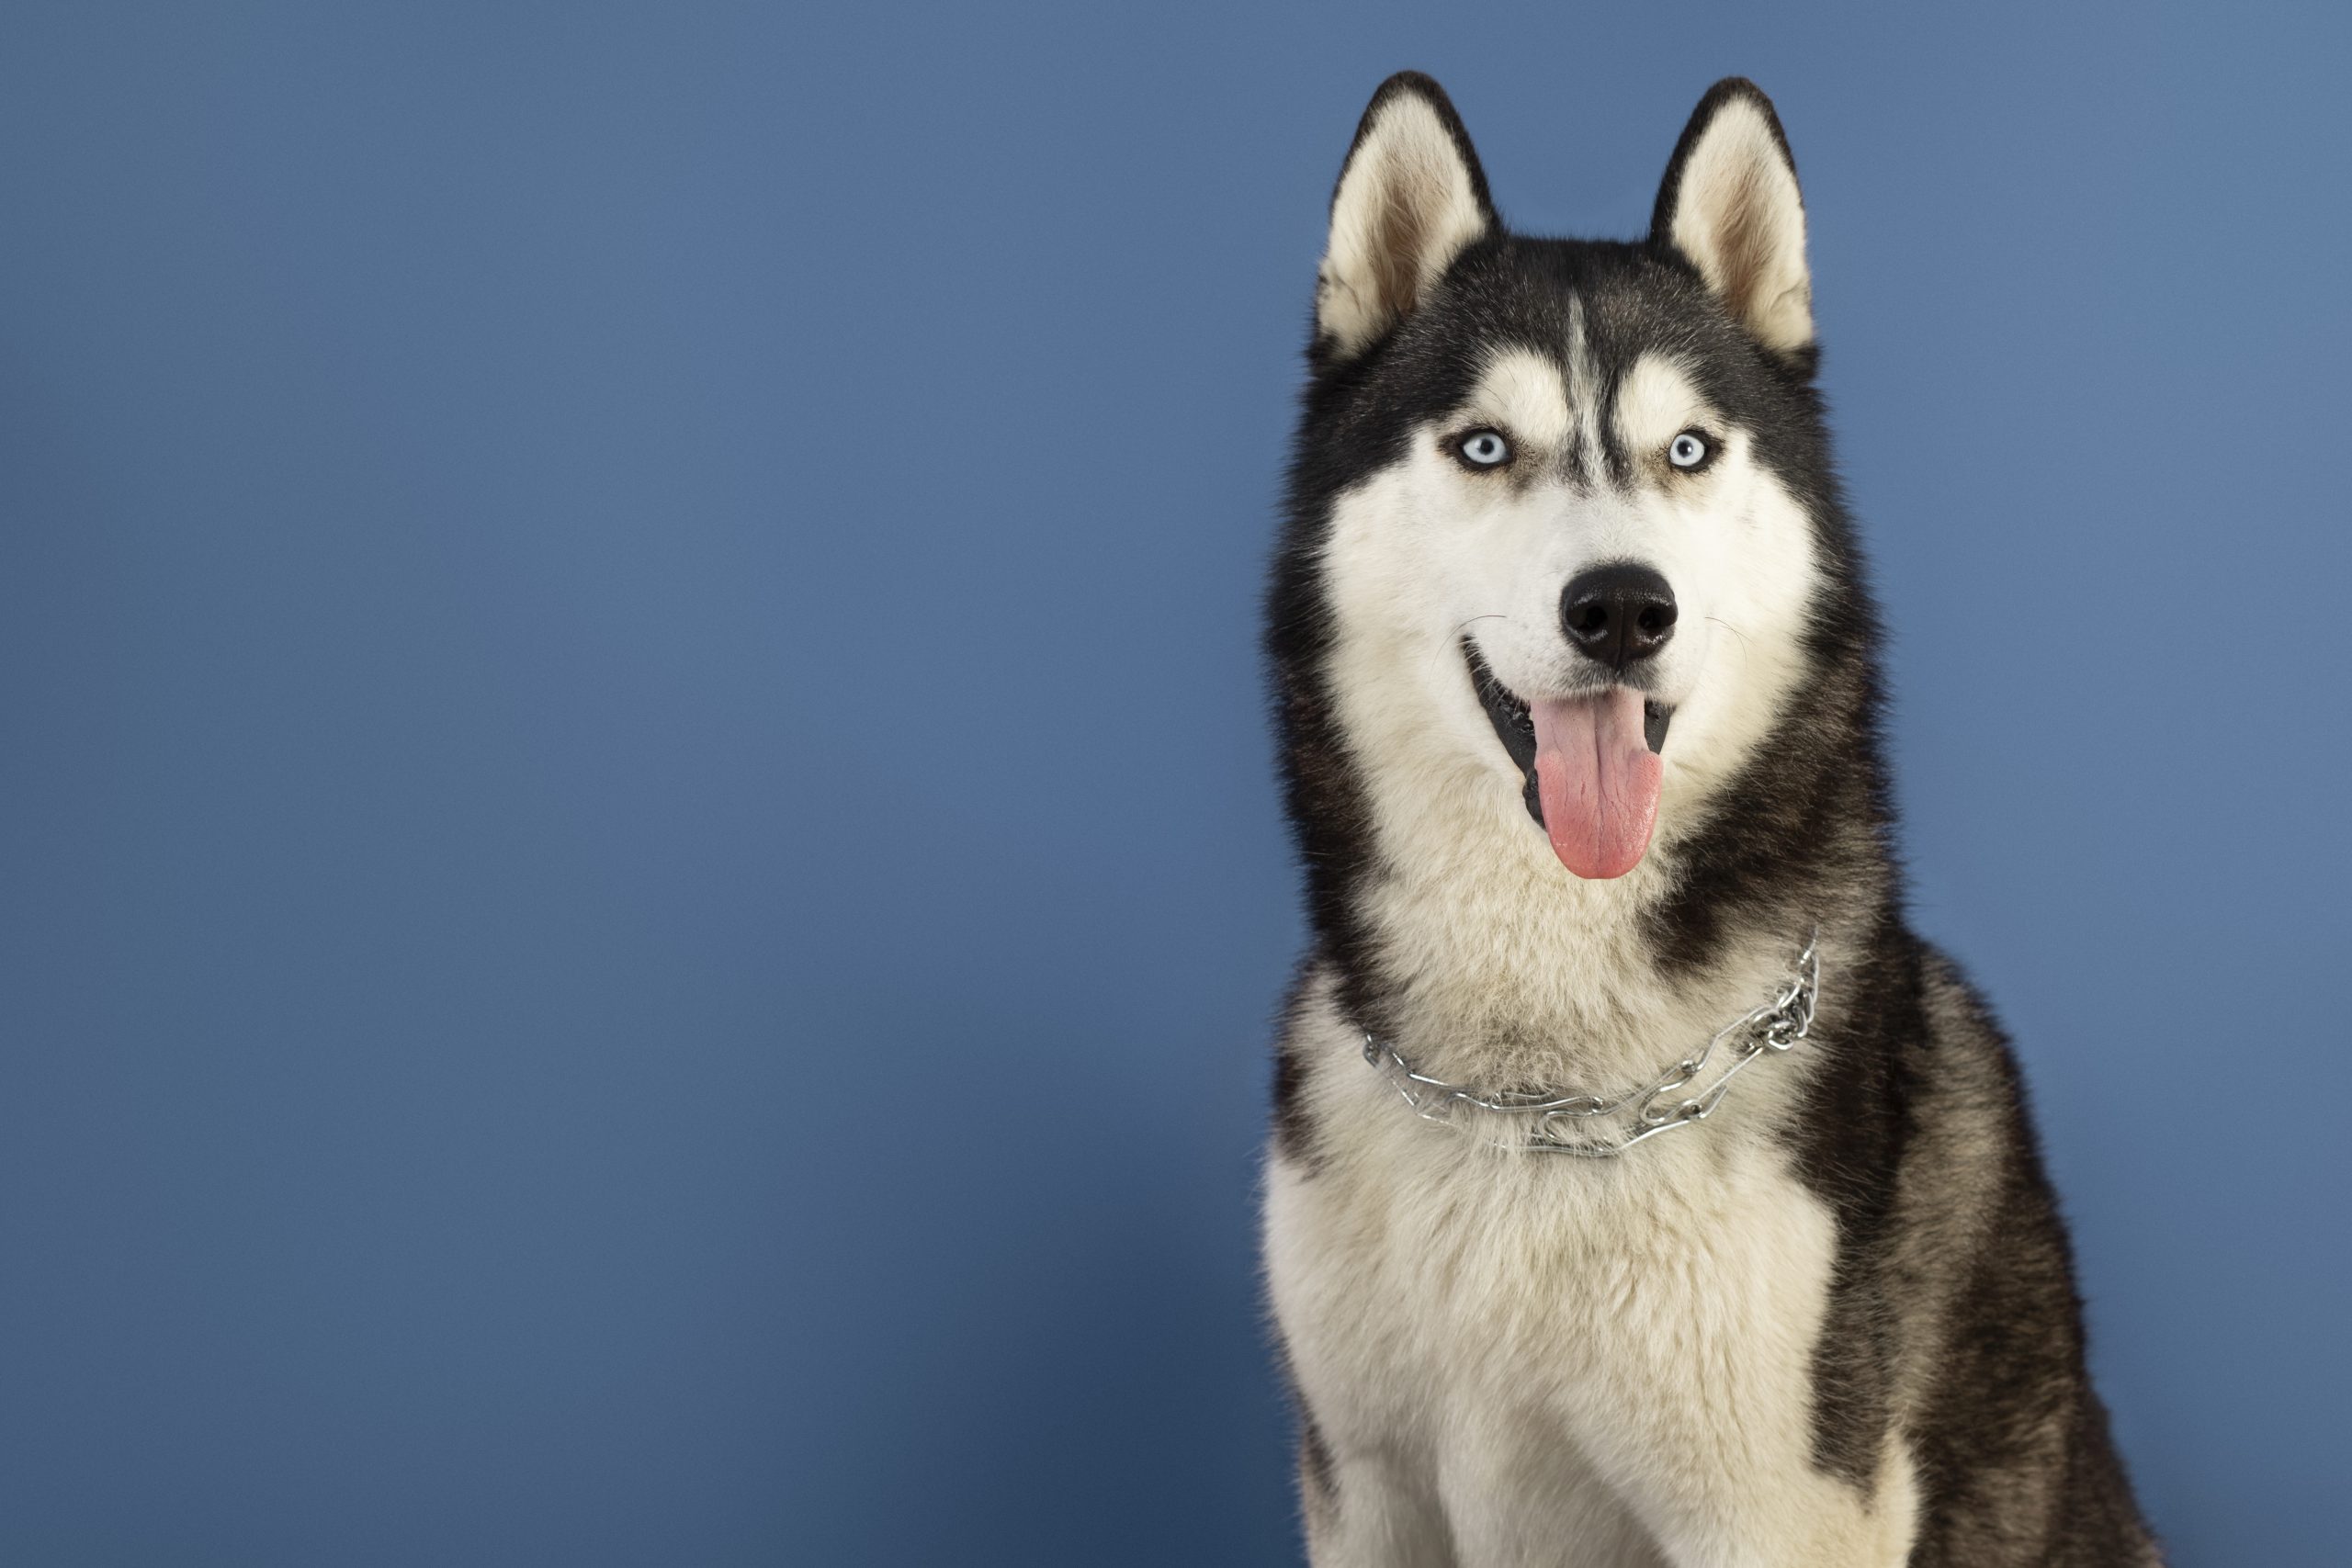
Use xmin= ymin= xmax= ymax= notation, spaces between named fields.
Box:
xmin=1454 ymin=429 xmax=1512 ymax=469
xmin=1668 ymin=431 xmax=1712 ymax=469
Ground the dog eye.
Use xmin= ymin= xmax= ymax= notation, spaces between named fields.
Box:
xmin=1668 ymin=431 xmax=1713 ymax=470
xmin=1453 ymin=429 xmax=1513 ymax=470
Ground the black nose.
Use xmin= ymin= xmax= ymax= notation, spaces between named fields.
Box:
xmin=1560 ymin=563 xmax=1678 ymax=671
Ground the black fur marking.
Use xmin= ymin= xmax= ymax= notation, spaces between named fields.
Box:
xmin=1272 ymin=1335 xmax=1338 ymax=1523
xmin=1785 ymin=923 xmax=1917 ymax=1489
xmin=1298 ymin=1405 xmax=1335 ymax=1503
xmin=1898 ymin=955 xmax=2160 ymax=1565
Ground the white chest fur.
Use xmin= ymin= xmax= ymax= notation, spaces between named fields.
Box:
xmin=1265 ymin=976 xmax=1918 ymax=1568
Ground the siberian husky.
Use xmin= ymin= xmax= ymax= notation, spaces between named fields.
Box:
xmin=1261 ymin=74 xmax=2159 ymax=1566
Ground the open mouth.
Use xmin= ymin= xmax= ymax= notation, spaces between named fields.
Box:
xmin=1464 ymin=640 xmax=1670 ymax=880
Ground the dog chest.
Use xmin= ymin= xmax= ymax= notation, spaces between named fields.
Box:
xmin=1266 ymin=1091 xmax=1843 ymax=1509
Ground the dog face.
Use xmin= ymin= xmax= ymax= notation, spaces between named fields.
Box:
xmin=1287 ymin=77 xmax=1838 ymax=883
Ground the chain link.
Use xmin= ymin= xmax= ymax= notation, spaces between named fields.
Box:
xmin=1360 ymin=931 xmax=1820 ymax=1158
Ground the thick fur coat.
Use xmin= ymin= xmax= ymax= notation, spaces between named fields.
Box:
xmin=1261 ymin=73 xmax=2159 ymax=1567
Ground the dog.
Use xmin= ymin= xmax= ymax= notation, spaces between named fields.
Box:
xmin=1260 ymin=74 xmax=2160 ymax=1566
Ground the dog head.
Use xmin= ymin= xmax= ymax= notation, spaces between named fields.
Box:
xmin=1280 ymin=75 xmax=1850 ymax=888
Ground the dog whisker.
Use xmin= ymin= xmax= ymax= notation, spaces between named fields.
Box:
xmin=1705 ymin=615 xmax=1752 ymax=663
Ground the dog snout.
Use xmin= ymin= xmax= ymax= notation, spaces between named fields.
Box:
xmin=1560 ymin=563 xmax=1677 ymax=671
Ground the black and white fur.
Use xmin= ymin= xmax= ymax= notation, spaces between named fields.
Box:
xmin=1261 ymin=74 xmax=2158 ymax=1566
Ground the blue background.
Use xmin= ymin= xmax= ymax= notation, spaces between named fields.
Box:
xmin=2 ymin=4 xmax=2345 ymax=1563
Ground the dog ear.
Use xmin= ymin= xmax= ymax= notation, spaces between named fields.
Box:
xmin=1316 ymin=73 xmax=1498 ymax=362
xmin=1650 ymin=79 xmax=1814 ymax=364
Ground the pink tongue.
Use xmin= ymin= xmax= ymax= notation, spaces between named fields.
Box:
xmin=1529 ymin=689 xmax=1664 ymax=879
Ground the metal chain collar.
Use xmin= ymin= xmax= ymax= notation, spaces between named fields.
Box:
xmin=1360 ymin=931 xmax=1820 ymax=1158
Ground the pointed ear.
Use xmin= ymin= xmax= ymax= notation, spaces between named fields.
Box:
xmin=1316 ymin=73 xmax=1498 ymax=362
xmin=1650 ymin=79 xmax=1814 ymax=363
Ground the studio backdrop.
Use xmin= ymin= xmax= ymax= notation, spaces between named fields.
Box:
xmin=1 ymin=4 xmax=2345 ymax=1564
